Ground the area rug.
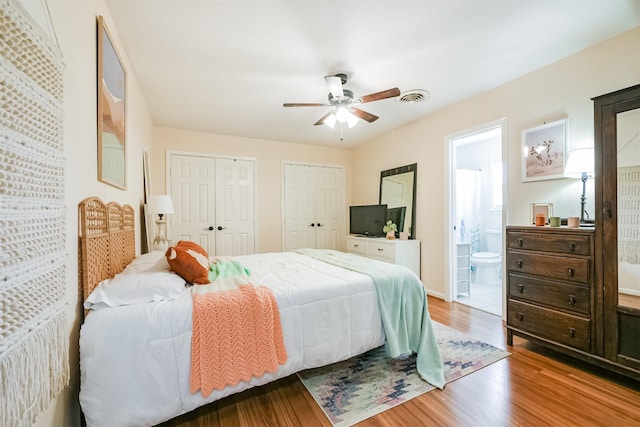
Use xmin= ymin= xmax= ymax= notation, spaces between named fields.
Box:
xmin=297 ymin=322 xmax=509 ymax=426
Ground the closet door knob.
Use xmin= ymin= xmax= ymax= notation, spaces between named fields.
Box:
xmin=310 ymin=223 xmax=315 ymax=227
xmin=217 ymin=226 xmax=226 ymax=231
xmin=317 ymin=223 xmax=323 ymax=227
xmin=208 ymin=226 xmax=214 ymax=231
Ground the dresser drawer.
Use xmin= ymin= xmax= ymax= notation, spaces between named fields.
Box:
xmin=507 ymin=232 xmax=591 ymax=256
xmin=367 ymin=241 xmax=396 ymax=262
xmin=507 ymin=251 xmax=590 ymax=284
xmin=508 ymin=300 xmax=591 ymax=352
xmin=367 ymin=241 xmax=396 ymax=261
xmin=508 ymin=274 xmax=590 ymax=315
xmin=345 ymin=238 xmax=367 ymax=255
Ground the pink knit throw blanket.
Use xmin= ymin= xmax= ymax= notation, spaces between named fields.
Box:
xmin=190 ymin=283 xmax=287 ymax=397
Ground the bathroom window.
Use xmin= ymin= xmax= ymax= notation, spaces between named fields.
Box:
xmin=491 ymin=161 xmax=502 ymax=212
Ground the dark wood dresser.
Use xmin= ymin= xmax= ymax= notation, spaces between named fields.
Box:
xmin=506 ymin=226 xmax=595 ymax=353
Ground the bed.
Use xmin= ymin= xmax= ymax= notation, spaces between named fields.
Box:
xmin=78 ymin=197 xmax=444 ymax=427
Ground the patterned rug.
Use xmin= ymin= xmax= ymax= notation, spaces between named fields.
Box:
xmin=297 ymin=322 xmax=509 ymax=426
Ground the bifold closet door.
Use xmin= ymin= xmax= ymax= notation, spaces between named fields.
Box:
xmin=170 ymin=154 xmax=255 ymax=256
xmin=283 ymin=163 xmax=344 ymax=251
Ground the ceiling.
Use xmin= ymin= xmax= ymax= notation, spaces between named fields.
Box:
xmin=105 ymin=1 xmax=640 ymax=148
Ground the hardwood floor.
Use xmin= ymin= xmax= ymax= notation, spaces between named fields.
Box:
xmin=161 ymin=297 xmax=640 ymax=427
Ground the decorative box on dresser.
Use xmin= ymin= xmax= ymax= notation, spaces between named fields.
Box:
xmin=506 ymin=226 xmax=595 ymax=354
xmin=345 ymin=235 xmax=420 ymax=277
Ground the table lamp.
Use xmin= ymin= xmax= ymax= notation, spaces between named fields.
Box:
xmin=148 ymin=195 xmax=174 ymax=251
xmin=564 ymin=147 xmax=595 ymax=225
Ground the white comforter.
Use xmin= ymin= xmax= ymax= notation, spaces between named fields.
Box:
xmin=79 ymin=252 xmax=385 ymax=427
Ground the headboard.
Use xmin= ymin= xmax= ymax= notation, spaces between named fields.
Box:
xmin=78 ymin=197 xmax=136 ymax=308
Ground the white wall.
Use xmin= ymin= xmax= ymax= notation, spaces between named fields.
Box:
xmin=31 ymin=1 xmax=153 ymax=426
xmin=151 ymin=127 xmax=353 ymax=254
xmin=352 ymin=26 xmax=640 ymax=297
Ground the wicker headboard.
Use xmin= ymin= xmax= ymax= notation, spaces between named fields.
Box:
xmin=78 ymin=197 xmax=136 ymax=307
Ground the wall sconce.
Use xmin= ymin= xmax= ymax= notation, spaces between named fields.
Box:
xmin=565 ymin=147 xmax=595 ymax=225
xmin=148 ymin=195 xmax=174 ymax=251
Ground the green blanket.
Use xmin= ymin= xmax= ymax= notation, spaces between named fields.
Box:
xmin=296 ymin=248 xmax=445 ymax=389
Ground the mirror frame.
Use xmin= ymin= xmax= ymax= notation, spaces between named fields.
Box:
xmin=379 ymin=163 xmax=417 ymax=239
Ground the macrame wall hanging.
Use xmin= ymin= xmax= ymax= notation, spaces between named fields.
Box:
xmin=0 ymin=0 xmax=68 ymax=426
xmin=618 ymin=165 xmax=640 ymax=264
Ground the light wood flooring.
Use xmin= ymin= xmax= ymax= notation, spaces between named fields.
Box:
xmin=160 ymin=297 xmax=640 ymax=427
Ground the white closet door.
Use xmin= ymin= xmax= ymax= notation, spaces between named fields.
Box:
xmin=314 ymin=166 xmax=344 ymax=250
xmin=283 ymin=163 xmax=345 ymax=251
xmin=170 ymin=154 xmax=216 ymax=254
xmin=170 ymin=154 xmax=255 ymax=256
xmin=215 ymin=158 xmax=255 ymax=256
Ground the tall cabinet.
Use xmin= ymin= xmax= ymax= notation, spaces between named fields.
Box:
xmin=595 ymin=84 xmax=640 ymax=377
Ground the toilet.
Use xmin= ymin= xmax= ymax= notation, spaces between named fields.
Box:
xmin=470 ymin=229 xmax=502 ymax=286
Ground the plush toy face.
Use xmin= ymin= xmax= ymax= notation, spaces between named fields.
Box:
xmin=165 ymin=240 xmax=210 ymax=284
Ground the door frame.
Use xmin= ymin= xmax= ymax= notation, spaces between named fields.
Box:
xmin=166 ymin=150 xmax=258 ymax=252
xmin=281 ymin=160 xmax=347 ymax=251
xmin=443 ymin=117 xmax=509 ymax=318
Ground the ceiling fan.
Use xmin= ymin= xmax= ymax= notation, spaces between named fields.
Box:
xmin=283 ymin=73 xmax=400 ymax=129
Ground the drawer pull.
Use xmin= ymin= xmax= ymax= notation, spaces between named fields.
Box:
xmin=517 ymin=260 xmax=523 ymax=268
xmin=568 ymin=295 xmax=576 ymax=305
xmin=518 ymin=313 xmax=524 ymax=321
xmin=568 ymin=328 xmax=576 ymax=338
xmin=517 ymin=238 xmax=524 ymax=247
xmin=567 ymin=268 xmax=574 ymax=277
xmin=518 ymin=284 xmax=525 ymax=293
xmin=377 ymin=248 xmax=384 ymax=252
xmin=353 ymin=244 xmax=359 ymax=248
xmin=569 ymin=242 xmax=576 ymax=252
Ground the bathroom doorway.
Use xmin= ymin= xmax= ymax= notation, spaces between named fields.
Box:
xmin=447 ymin=120 xmax=506 ymax=317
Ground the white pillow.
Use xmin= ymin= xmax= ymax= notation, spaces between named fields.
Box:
xmin=85 ymin=253 xmax=188 ymax=310
xmin=123 ymin=251 xmax=171 ymax=274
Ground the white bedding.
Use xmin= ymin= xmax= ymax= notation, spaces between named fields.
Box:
xmin=79 ymin=252 xmax=385 ymax=427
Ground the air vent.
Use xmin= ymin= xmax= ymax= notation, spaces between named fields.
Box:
xmin=398 ymin=89 xmax=430 ymax=104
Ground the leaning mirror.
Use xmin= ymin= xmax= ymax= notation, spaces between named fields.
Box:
xmin=379 ymin=163 xmax=417 ymax=239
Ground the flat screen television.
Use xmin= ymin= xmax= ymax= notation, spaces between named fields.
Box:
xmin=349 ymin=204 xmax=388 ymax=237
xmin=387 ymin=206 xmax=406 ymax=235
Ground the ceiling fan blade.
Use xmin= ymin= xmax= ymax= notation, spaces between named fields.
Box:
xmin=313 ymin=111 xmax=334 ymax=126
xmin=358 ymin=87 xmax=401 ymax=104
xmin=351 ymin=108 xmax=379 ymax=123
xmin=283 ymin=103 xmax=328 ymax=107
xmin=325 ymin=75 xmax=344 ymax=98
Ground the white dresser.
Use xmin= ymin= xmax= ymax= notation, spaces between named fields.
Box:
xmin=345 ymin=235 xmax=421 ymax=277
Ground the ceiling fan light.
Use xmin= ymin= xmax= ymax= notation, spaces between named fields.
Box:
xmin=346 ymin=113 xmax=359 ymax=128
xmin=324 ymin=113 xmax=337 ymax=129
xmin=335 ymin=106 xmax=351 ymax=123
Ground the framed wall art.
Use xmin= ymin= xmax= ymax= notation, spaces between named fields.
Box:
xmin=97 ymin=15 xmax=126 ymax=190
xmin=521 ymin=118 xmax=568 ymax=182
xmin=530 ymin=203 xmax=553 ymax=225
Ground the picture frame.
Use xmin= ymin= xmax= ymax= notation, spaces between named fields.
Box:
xmin=97 ymin=15 xmax=127 ymax=190
xmin=530 ymin=203 xmax=553 ymax=225
xmin=521 ymin=118 xmax=568 ymax=182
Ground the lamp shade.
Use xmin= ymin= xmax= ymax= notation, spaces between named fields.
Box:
xmin=565 ymin=147 xmax=595 ymax=178
xmin=148 ymin=195 xmax=174 ymax=215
